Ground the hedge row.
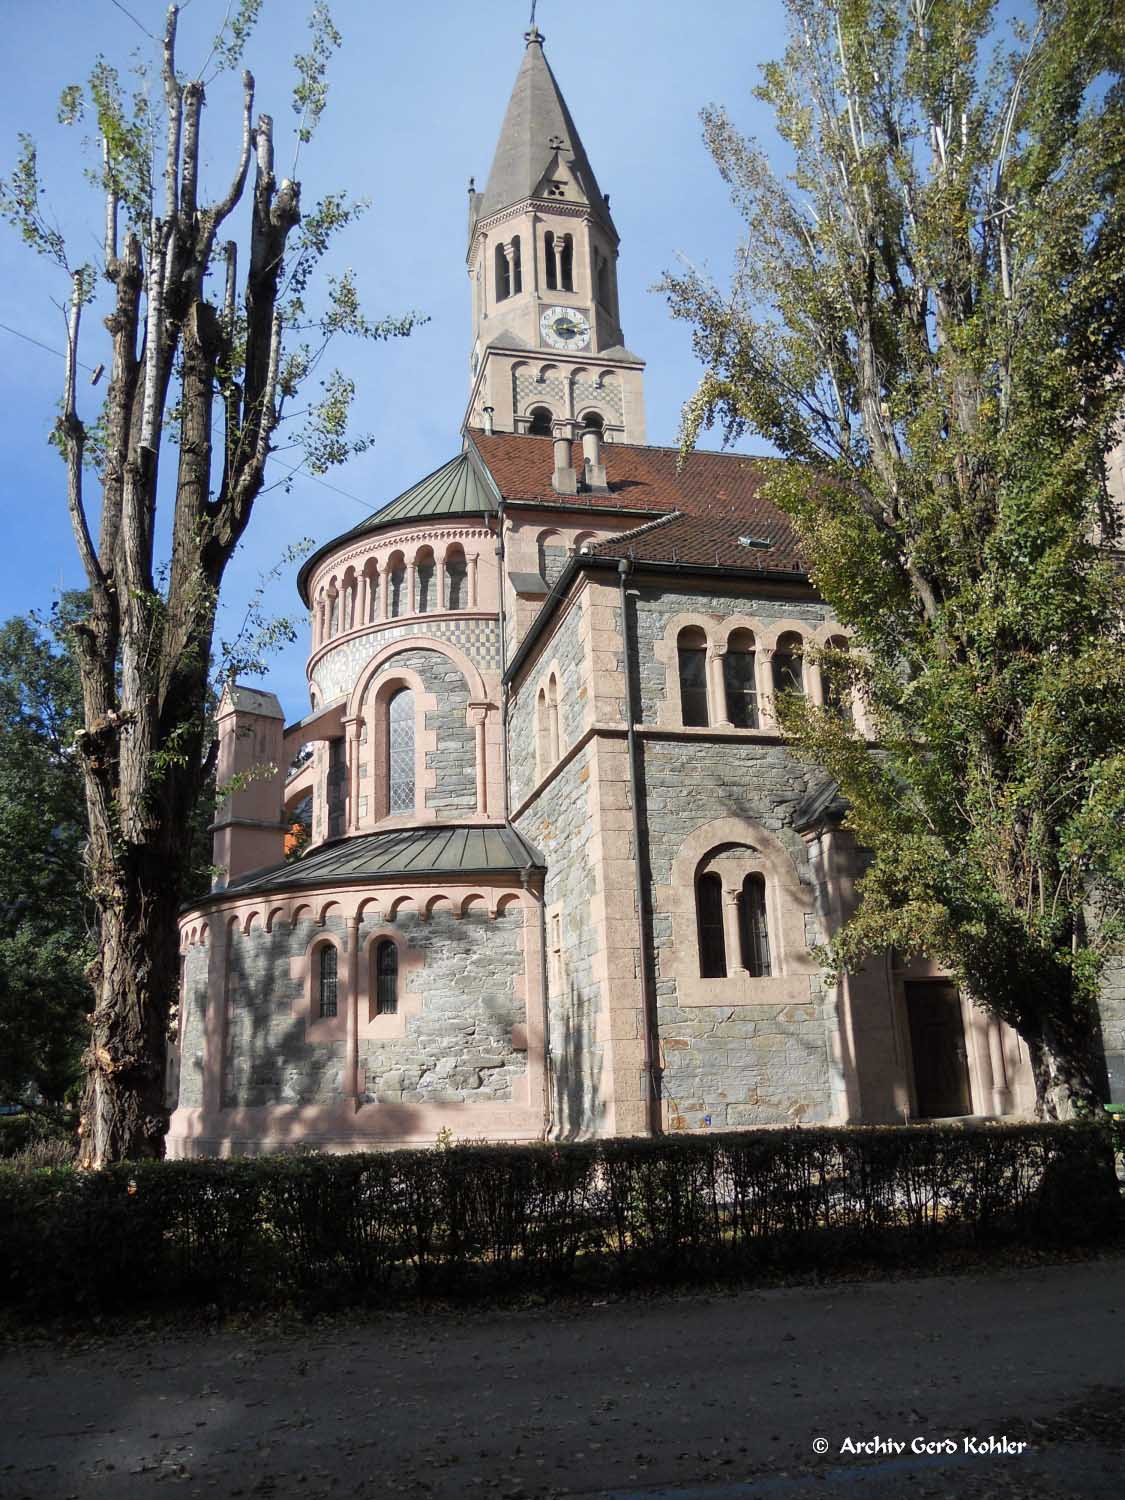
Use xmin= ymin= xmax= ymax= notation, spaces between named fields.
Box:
xmin=1 ymin=1122 xmax=1120 ymax=1317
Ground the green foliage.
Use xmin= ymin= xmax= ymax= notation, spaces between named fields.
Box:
xmin=0 ymin=1124 xmax=1116 ymax=1317
xmin=663 ymin=0 xmax=1125 ymax=1107
xmin=0 ymin=599 xmax=93 ymax=1107
xmin=292 ymin=2 xmax=342 ymax=146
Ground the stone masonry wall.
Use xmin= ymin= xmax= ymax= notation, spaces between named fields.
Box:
xmin=214 ymin=905 xmax=526 ymax=1110
xmin=361 ymin=646 xmax=477 ymax=816
xmin=312 ymin=617 xmax=500 ymax=703
xmin=177 ymin=944 xmax=210 ymax=1109
xmin=358 ymin=904 xmax=526 ymax=1105
xmin=632 ymin=587 xmax=834 ymax=725
xmin=508 ymin=597 xmax=586 ymax=812
xmin=515 ymin=742 xmax=606 ymax=1139
xmin=642 ymin=731 xmax=837 ymax=1130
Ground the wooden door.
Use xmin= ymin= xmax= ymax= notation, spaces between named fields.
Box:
xmin=906 ymin=981 xmax=972 ymax=1118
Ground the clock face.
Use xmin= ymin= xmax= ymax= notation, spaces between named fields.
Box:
xmin=540 ymin=305 xmax=590 ymax=351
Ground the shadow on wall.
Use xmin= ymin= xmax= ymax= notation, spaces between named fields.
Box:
xmin=551 ymin=975 xmax=602 ymax=1141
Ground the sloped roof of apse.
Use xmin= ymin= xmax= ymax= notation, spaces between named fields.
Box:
xmin=296 ymin=452 xmax=497 ymax=602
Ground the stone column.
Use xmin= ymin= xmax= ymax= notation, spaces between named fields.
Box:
xmin=468 ymin=553 xmax=479 ymax=607
xmin=807 ymin=650 xmax=825 ymax=708
xmin=379 ymin=567 xmax=389 ymax=621
xmin=722 ymin=886 xmax=743 ymax=975
xmin=408 ymin=563 xmax=416 ymax=615
xmin=468 ymin=703 xmax=488 ymax=815
xmin=436 ymin=557 xmax=447 ymax=612
xmin=758 ymin=648 xmax=776 ymax=729
xmin=707 ymin=644 xmax=729 ymax=727
xmin=345 ymin=914 xmax=360 ymax=1103
xmin=988 ymin=1021 xmax=1012 ymax=1115
xmin=344 ymin=715 xmax=361 ymax=832
xmin=357 ymin=570 xmax=369 ymax=627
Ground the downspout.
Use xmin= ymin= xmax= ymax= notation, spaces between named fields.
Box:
xmin=617 ymin=558 xmax=662 ymax=1135
xmin=495 ymin=497 xmax=511 ymax=818
xmin=521 ymin=864 xmax=554 ymax=1139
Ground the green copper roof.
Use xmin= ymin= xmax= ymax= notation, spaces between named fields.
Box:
xmin=204 ymin=823 xmax=544 ymax=903
xmin=297 ymin=452 xmax=497 ymax=602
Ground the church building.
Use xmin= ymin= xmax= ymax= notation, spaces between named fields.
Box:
xmin=169 ymin=26 xmax=1116 ymax=1157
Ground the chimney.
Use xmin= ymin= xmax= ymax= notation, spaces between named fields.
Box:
xmin=581 ymin=425 xmax=607 ymax=490
xmin=482 ymin=404 xmax=494 ymax=436
xmin=210 ymin=683 xmax=287 ymax=887
xmin=552 ymin=430 xmax=577 ymax=495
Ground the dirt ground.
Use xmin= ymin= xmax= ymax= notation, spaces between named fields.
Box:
xmin=2 ymin=1255 xmax=1123 ymax=1500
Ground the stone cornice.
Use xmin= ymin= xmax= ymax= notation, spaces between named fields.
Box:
xmin=307 ymin=525 xmax=494 ymax=595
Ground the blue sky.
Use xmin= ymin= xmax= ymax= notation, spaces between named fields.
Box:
xmin=0 ymin=0 xmax=789 ymax=721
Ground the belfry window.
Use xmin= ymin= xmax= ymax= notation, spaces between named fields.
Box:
xmin=318 ymin=945 xmax=338 ymax=1019
xmin=510 ymin=235 xmax=522 ymax=295
xmin=595 ymin=248 xmax=609 ymax=307
xmin=558 ymin=234 xmax=573 ymax=291
xmin=528 ymin=406 xmax=553 ymax=436
xmin=677 ymin=626 xmax=709 ymax=727
xmin=696 ymin=872 xmax=727 ymax=979
xmin=739 ymin=874 xmax=772 ymax=977
xmin=495 ymin=241 xmax=511 ymax=302
xmin=375 ymin=940 xmax=398 ymax=1016
xmin=545 ymin=231 xmax=558 ymax=291
xmin=387 ymin=688 xmax=415 ymax=813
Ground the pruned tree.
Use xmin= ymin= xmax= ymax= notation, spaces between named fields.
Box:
xmin=663 ymin=0 xmax=1125 ymax=1116
xmin=0 ymin=3 xmax=417 ymax=1164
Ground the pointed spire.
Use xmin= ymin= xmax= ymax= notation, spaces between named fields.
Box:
xmin=477 ymin=30 xmax=615 ymax=234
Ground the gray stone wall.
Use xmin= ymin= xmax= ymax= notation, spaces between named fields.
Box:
xmin=177 ymin=944 xmax=210 ymax=1109
xmin=515 ymin=743 xmax=605 ymax=1139
xmin=1098 ymin=951 xmax=1125 ymax=1104
xmin=641 ymin=734 xmax=836 ymax=1129
xmin=631 ymin=586 xmax=834 ymax=725
xmin=312 ymin=617 xmax=500 ymax=703
xmin=360 ymin=646 xmax=477 ymax=816
xmin=212 ymin=905 xmax=527 ymax=1110
xmin=507 ymin=598 xmax=586 ymax=810
xmin=358 ymin=904 xmax=526 ymax=1105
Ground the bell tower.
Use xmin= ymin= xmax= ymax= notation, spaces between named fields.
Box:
xmin=464 ymin=27 xmax=646 ymax=443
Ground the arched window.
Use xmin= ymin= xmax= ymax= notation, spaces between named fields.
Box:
xmin=528 ymin=406 xmax=553 ymax=436
xmin=318 ymin=944 xmax=338 ymax=1019
xmin=495 ymin=241 xmax=511 ymax=301
xmin=739 ymin=874 xmax=771 ymax=977
xmin=446 ymin=550 xmax=467 ymax=610
xmin=581 ymin=411 xmax=603 ymax=434
xmin=723 ymin=629 xmax=758 ymax=728
xmin=545 ymin=230 xmax=558 ymax=291
xmin=677 ymin=626 xmax=709 ymax=726
xmin=375 ymin=939 xmax=398 ymax=1016
xmin=822 ymin=635 xmax=853 ymax=722
xmin=548 ymin=674 xmax=560 ymax=761
xmin=388 ymin=558 xmax=406 ymax=618
xmin=537 ymin=686 xmax=550 ymax=773
xmin=696 ymin=872 xmax=727 ymax=978
xmin=387 ymin=688 xmax=415 ymax=813
xmin=772 ymin=631 xmax=805 ymax=702
xmin=595 ymin=248 xmax=609 ymax=307
xmin=559 ymin=234 xmax=573 ymax=292
xmin=415 ymin=551 xmax=434 ymax=613
xmin=510 ymin=235 xmax=522 ymax=295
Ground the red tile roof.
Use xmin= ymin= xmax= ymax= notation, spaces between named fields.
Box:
xmin=467 ymin=429 xmax=806 ymax=575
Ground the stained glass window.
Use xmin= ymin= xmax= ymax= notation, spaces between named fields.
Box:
xmin=318 ymin=945 xmax=338 ymax=1018
xmin=387 ymin=688 xmax=415 ymax=813
xmin=376 ymin=940 xmax=398 ymax=1015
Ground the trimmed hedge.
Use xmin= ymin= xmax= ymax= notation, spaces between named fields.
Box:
xmin=1 ymin=1122 xmax=1119 ymax=1318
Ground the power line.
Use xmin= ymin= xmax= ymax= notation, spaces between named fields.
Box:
xmin=0 ymin=320 xmax=97 ymax=374
xmin=107 ymin=0 xmax=156 ymax=40
xmin=0 ymin=316 xmax=378 ymax=513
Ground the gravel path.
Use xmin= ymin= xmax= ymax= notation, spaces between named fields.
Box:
xmin=2 ymin=1256 xmax=1123 ymax=1499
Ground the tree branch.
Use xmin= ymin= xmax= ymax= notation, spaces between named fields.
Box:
xmin=60 ymin=270 xmax=105 ymax=597
xmin=162 ymin=4 xmax=182 ymax=223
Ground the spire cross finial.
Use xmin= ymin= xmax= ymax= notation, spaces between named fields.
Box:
xmin=526 ymin=1 xmax=544 ymax=44
xmin=529 ymin=0 xmax=537 ymax=26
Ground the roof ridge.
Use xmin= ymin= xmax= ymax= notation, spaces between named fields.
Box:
xmin=594 ymin=511 xmax=682 ymax=549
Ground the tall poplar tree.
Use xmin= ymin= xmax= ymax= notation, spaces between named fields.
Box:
xmin=664 ymin=0 xmax=1125 ymax=1116
xmin=0 ymin=3 xmax=416 ymax=1163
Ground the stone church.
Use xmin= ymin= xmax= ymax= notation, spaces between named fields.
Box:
xmin=169 ymin=27 xmax=1122 ymax=1157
